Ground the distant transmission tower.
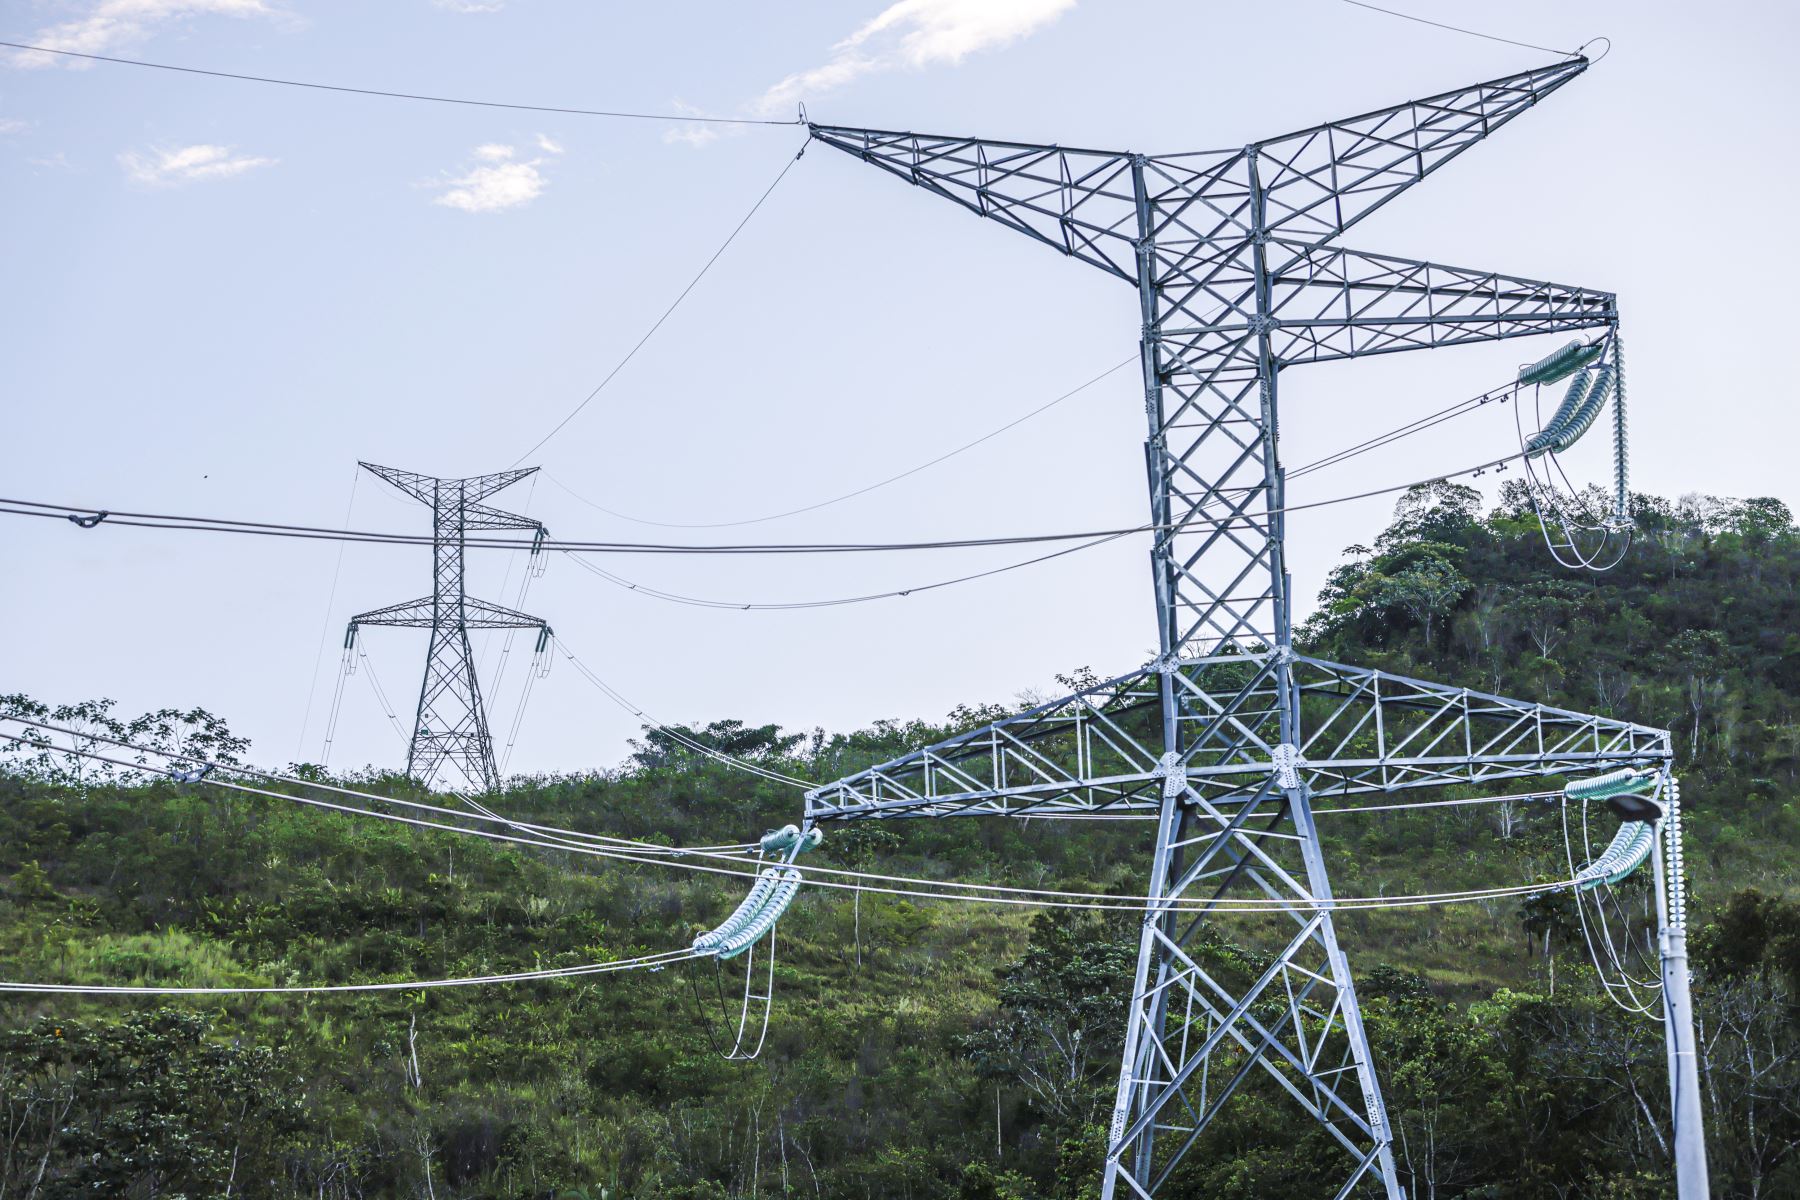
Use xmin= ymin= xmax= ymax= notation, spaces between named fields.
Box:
xmin=802 ymin=58 xmax=1704 ymax=1199
xmin=346 ymin=463 xmax=550 ymax=793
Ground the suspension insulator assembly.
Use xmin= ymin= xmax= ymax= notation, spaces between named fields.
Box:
xmin=1574 ymin=821 xmax=1658 ymax=891
xmin=692 ymin=825 xmax=822 ymax=960
xmin=1565 ymin=769 xmax=1664 ymax=890
xmin=1525 ymin=364 xmax=1614 ymax=457
xmin=709 ymin=869 xmax=804 ymax=960
xmin=759 ymin=823 xmax=823 ymax=856
xmin=1567 ymin=766 xmax=1664 ymax=821
xmin=693 ymin=870 xmax=785 ymax=957
xmin=1518 ymin=340 xmax=1606 ymax=387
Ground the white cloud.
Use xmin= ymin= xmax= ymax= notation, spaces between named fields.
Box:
xmin=433 ymin=0 xmax=506 ymax=11
xmin=754 ymin=0 xmax=1074 ymax=116
xmin=431 ymin=139 xmax=558 ymax=213
xmin=664 ymin=125 xmax=719 ymax=148
xmin=120 ymin=142 xmax=275 ymax=185
xmin=662 ymin=100 xmax=720 ymax=149
xmin=9 ymin=1 xmax=278 ymax=68
xmin=0 ymin=117 xmax=28 ymax=135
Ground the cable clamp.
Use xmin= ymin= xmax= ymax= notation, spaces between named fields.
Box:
xmin=1270 ymin=743 xmax=1304 ymax=790
xmin=68 ymin=510 xmax=109 ymax=529
xmin=168 ymin=764 xmax=215 ymax=784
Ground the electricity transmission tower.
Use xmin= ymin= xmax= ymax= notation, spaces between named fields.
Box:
xmin=801 ymin=58 xmax=1693 ymax=1198
xmin=347 ymin=463 xmax=549 ymax=793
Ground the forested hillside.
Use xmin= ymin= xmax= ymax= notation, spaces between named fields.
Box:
xmin=2 ymin=487 xmax=1797 ymax=1200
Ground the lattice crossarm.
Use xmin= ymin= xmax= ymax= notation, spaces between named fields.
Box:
xmin=348 ymin=596 xmax=437 ymax=628
xmin=1240 ymin=57 xmax=1590 ymax=245
xmin=804 ymin=665 xmax=1167 ymax=821
xmin=462 ymin=503 xmax=545 ymax=532
xmin=807 ymin=124 xmax=1145 ymax=280
xmin=461 ymin=598 xmax=551 ymax=630
xmin=1263 ymin=242 xmax=1616 ymax=364
xmin=460 ymin=467 xmax=539 ymax=503
xmin=1289 ymin=656 xmax=1672 ymax=799
xmin=357 ymin=462 xmax=438 ymax=505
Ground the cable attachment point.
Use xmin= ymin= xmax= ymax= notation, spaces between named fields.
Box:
xmin=168 ymin=763 xmax=214 ymax=784
xmin=1270 ymin=743 xmax=1304 ymax=790
xmin=67 ymin=510 xmax=109 ymax=529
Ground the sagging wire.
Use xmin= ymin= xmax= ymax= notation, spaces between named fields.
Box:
xmin=1559 ymin=772 xmax=1665 ymax=1018
xmin=0 ymin=721 xmax=1589 ymax=916
xmin=321 ymin=626 xmax=410 ymax=765
xmin=1514 ymin=331 xmax=1634 ymax=572
xmin=0 ymin=40 xmax=806 ymax=127
xmin=546 ymin=357 xmax=1139 ymax=530
xmin=357 ymin=638 xmax=412 ymax=745
xmin=556 ymin=450 xmax=1536 ymax=613
xmin=554 ymin=638 xmax=815 ymax=788
xmin=296 ymin=466 xmax=362 ymax=760
xmin=509 ymin=137 xmax=812 ymax=465
xmin=0 ymin=948 xmax=700 ymax=997
xmin=1577 ymin=789 xmax=1665 ymax=996
xmin=689 ymin=826 xmax=820 ymax=1061
xmin=5 ymin=714 xmax=756 ymax=860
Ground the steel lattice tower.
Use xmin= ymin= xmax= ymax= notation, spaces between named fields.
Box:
xmin=348 ymin=463 xmax=550 ymax=793
xmin=800 ymin=59 xmax=1683 ymax=1198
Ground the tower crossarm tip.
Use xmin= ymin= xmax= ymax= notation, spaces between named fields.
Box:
xmin=460 ymin=597 xmax=550 ymax=630
xmin=460 ymin=467 xmax=539 ymax=503
xmin=463 ymin=502 xmax=546 ymax=533
xmin=357 ymin=462 xmax=438 ymax=505
xmin=348 ymin=596 xmax=437 ymax=628
xmin=806 ymin=122 xmax=1147 ymax=281
xmin=1238 ymin=56 xmax=1590 ymax=247
xmin=1288 ymin=655 xmax=1672 ymax=800
xmin=1253 ymin=241 xmax=1615 ymax=366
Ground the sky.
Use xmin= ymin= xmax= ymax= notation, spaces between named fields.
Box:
xmin=3 ymin=0 xmax=1796 ymax=780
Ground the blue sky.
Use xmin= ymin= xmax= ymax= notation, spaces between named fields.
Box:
xmin=3 ymin=0 xmax=1796 ymax=778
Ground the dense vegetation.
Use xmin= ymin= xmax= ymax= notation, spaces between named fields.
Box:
xmin=1 ymin=488 xmax=1796 ymax=1200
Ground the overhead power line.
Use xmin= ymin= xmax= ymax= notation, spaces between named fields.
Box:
xmin=508 ymin=140 xmax=811 ymax=464
xmin=0 ymin=495 xmax=1160 ymax=553
xmin=0 ymin=39 xmax=803 ymax=125
xmin=554 ymin=639 xmax=816 ymax=788
xmin=562 ymin=525 xmax=1135 ymax=610
xmin=556 ymin=450 xmax=1528 ymax=610
xmin=0 ymin=949 xmax=697 ymax=996
xmin=0 ymin=444 xmax=1527 ymax=560
xmin=548 ymin=357 xmax=1140 ymax=529
xmin=1 ymin=447 xmax=1527 ymax=615
xmin=1 ymin=722 xmax=1584 ymax=916
xmin=1332 ymin=2 xmax=1574 ymax=57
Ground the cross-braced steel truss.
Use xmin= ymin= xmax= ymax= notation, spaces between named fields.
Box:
xmin=804 ymin=57 xmax=1672 ymax=1199
xmin=348 ymin=463 xmax=549 ymax=793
